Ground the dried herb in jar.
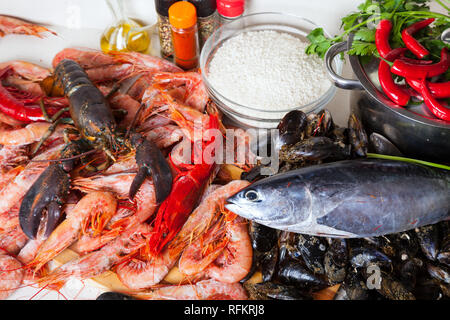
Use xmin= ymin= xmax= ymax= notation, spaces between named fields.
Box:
xmin=188 ymin=0 xmax=218 ymax=50
xmin=155 ymin=0 xmax=178 ymax=58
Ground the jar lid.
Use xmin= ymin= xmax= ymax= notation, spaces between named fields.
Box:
xmin=217 ymin=0 xmax=244 ymax=18
xmin=188 ymin=0 xmax=216 ymax=17
xmin=154 ymin=0 xmax=179 ymax=16
xmin=169 ymin=1 xmax=197 ymax=29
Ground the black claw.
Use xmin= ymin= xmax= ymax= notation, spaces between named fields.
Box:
xmin=130 ymin=133 xmax=173 ymax=204
xmin=19 ymin=164 xmax=71 ymax=239
xmin=44 ymin=201 xmax=64 ymax=238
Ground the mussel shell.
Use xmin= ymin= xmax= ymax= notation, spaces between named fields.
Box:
xmin=437 ymin=221 xmax=450 ymax=266
xmin=397 ymin=258 xmax=424 ymax=290
xmin=249 ymin=221 xmax=278 ymax=253
xmin=260 ymin=245 xmax=279 ymax=282
xmin=243 ymin=282 xmax=311 ymax=300
xmin=333 ymin=271 xmax=370 ymax=300
xmin=349 ymin=247 xmax=392 ymax=270
xmin=415 ymin=224 xmax=440 ymax=261
xmin=413 ymin=278 xmax=444 ymax=300
xmin=279 ymin=136 xmax=350 ymax=163
xmin=348 ymin=113 xmax=368 ymax=157
xmin=427 ymin=263 xmax=450 ymax=284
xmin=96 ymin=292 xmax=136 ymax=300
xmin=324 ymin=238 xmax=348 ymax=284
xmin=375 ymin=271 xmax=416 ymax=300
xmin=296 ymin=234 xmax=327 ymax=275
xmin=369 ymin=133 xmax=402 ymax=156
xmin=276 ymin=258 xmax=328 ymax=291
xmin=276 ymin=110 xmax=308 ymax=147
xmin=389 ymin=231 xmax=420 ymax=262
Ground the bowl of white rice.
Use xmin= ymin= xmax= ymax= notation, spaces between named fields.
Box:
xmin=200 ymin=12 xmax=343 ymax=128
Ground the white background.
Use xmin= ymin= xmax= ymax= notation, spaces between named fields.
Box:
xmin=1 ymin=0 xmax=445 ymax=299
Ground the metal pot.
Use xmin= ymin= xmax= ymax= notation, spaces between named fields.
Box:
xmin=325 ymin=39 xmax=450 ymax=163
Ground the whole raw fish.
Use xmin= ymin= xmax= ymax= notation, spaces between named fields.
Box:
xmin=226 ymin=159 xmax=450 ymax=238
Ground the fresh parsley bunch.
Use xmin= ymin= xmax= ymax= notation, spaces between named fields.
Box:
xmin=306 ymin=0 xmax=450 ymax=61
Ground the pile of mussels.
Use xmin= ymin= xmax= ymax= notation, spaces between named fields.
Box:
xmin=242 ymin=109 xmax=450 ymax=300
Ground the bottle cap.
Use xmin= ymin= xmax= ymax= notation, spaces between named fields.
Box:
xmin=188 ymin=0 xmax=217 ymax=17
xmin=169 ymin=1 xmax=197 ymax=29
xmin=217 ymin=0 xmax=244 ymax=18
xmin=155 ymin=0 xmax=179 ymax=16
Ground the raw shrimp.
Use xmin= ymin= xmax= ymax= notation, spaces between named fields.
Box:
xmin=206 ymin=215 xmax=253 ymax=283
xmin=169 ymin=180 xmax=251 ymax=257
xmin=37 ymin=223 xmax=151 ymax=286
xmin=0 ymin=15 xmax=56 ymax=38
xmin=0 ymin=226 xmax=28 ymax=255
xmin=0 ymin=122 xmax=69 ymax=146
xmin=109 ymin=51 xmax=183 ymax=73
xmin=138 ymin=279 xmax=248 ymax=300
xmin=115 ymin=247 xmax=177 ymax=289
xmin=0 ymin=61 xmax=50 ymax=81
xmin=153 ymin=72 xmax=208 ymax=112
xmin=86 ymin=63 xmax=134 ymax=83
xmin=0 ymin=253 xmax=24 ymax=300
xmin=143 ymin=125 xmax=184 ymax=149
xmin=98 ymin=86 xmax=141 ymax=127
xmin=0 ymin=145 xmax=28 ymax=168
xmin=29 ymin=192 xmax=117 ymax=271
xmin=52 ymin=48 xmax=116 ymax=69
xmin=17 ymin=238 xmax=44 ymax=264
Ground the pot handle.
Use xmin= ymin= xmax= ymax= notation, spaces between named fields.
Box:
xmin=325 ymin=41 xmax=364 ymax=90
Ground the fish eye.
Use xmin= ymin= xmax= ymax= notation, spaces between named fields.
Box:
xmin=244 ymin=190 xmax=260 ymax=202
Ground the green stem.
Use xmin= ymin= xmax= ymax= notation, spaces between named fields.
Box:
xmin=435 ymin=0 xmax=450 ymax=12
xmin=366 ymin=153 xmax=450 ymax=170
xmin=331 ymin=16 xmax=380 ymax=42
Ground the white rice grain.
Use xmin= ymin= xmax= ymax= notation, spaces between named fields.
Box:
xmin=208 ymin=30 xmax=330 ymax=110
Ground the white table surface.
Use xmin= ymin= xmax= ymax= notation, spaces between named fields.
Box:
xmin=1 ymin=0 xmax=444 ymax=300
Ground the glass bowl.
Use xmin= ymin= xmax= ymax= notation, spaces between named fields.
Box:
xmin=200 ymin=12 xmax=343 ymax=129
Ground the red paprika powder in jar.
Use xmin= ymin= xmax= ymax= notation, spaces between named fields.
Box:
xmin=168 ymin=1 xmax=199 ymax=70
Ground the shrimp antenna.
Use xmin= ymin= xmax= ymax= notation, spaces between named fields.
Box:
xmin=30 ymin=149 xmax=98 ymax=163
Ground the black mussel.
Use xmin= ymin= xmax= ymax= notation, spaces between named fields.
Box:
xmin=276 ymin=110 xmax=308 ymax=148
xmin=426 ymin=263 xmax=450 ymax=284
xmin=369 ymin=133 xmax=403 ymax=156
xmin=244 ymin=282 xmax=312 ymax=300
xmin=437 ymin=221 xmax=450 ymax=266
xmin=276 ymin=258 xmax=328 ymax=292
xmin=349 ymin=247 xmax=392 ymax=271
xmin=260 ymin=245 xmax=279 ymax=282
xmin=363 ymin=236 xmax=396 ymax=258
xmin=375 ymin=271 xmax=416 ymax=300
xmin=296 ymin=234 xmax=328 ymax=275
xmin=96 ymin=292 xmax=136 ymax=300
xmin=413 ymin=278 xmax=444 ymax=300
xmin=316 ymin=109 xmax=335 ymax=137
xmin=249 ymin=221 xmax=278 ymax=253
xmin=389 ymin=231 xmax=419 ymax=262
xmin=278 ymin=231 xmax=301 ymax=262
xmin=324 ymin=238 xmax=348 ymax=284
xmin=241 ymin=165 xmax=264 ymax=182
xmin=279 ymin=136 xmax=351 ymax=163
xmin=398 ymin=258 xmax=424 ymax=290
xmin=348 ymin=113 xmax=368 ymax=157
xmin=415 ymin=224 xmax=440 ymax=261
xmin=334 ymin=271 xmax=370 ymax=300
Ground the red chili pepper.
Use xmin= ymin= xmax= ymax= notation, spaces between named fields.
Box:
xmin=378 ymin=47 xmax=410 ymax=106
xmin=375 ymin=19 xmax=393 ymax=58
xmin=418 ymin=78 xmax=450 ymax=122
xmin=391 ymin=47 xmax=450 ymax=79
xmin=399 ymin=56 xmax=433 ymax=65
xmin=406 ymin=78 xmax=450 ymax=99
xmin=0 ymin=81 xmax=67 ymax=123
xmin=401 ymin=18 xmax=435 ymax=59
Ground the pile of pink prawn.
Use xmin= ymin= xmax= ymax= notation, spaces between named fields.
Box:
xmin=0 ymin=46 xmax=254 ymax=300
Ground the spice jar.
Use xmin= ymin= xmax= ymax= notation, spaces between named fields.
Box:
xmin=169 ymin=1 xmax=200 ymax=70
xmin=155 ymin=0 xmax=178 ymax=58
xmin=188 ymin=0 xmax=218 ymax=50
xmin=217 ymin=0 xmax=245 ymax=25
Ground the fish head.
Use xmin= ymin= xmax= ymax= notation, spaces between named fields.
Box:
xmin=225 ymin=175 xmax=311 ymax=229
